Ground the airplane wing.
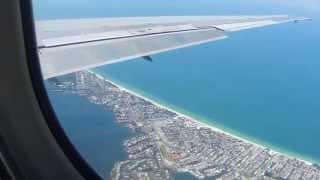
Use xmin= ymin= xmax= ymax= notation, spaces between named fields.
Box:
xmin=36 ymin=16 xmax=310 ymax=79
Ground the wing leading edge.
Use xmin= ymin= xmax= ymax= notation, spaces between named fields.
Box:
xmin=36 ymin=16 xmax=310 ymax=79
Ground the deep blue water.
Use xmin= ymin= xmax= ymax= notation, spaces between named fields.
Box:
xmin=36 ymin=0 xmax=320 ymax=169
xmin=47 ymin=84 xmax=131 ymax=179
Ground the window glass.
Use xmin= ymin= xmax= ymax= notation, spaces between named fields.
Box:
xmin=34 ymin=0 xmax=320 ymax=179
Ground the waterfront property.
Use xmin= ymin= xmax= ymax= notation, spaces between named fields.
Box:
xmin=49 ymin=71 xmax=320 ymax=179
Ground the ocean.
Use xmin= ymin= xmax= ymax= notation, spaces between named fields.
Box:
xmin=36 ymin=0 xmax=320 ymax=173
xmin=93 ymin=16 xmax=320 ymax=164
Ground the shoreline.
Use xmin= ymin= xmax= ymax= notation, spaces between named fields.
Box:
xmin=88 ymin=70 xmax=315 ymax=166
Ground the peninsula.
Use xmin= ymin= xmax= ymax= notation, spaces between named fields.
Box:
xmin=48 ymin=71 xmax=320 ymax=180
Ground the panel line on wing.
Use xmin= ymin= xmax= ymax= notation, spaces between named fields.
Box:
xmin=40 ymin=29 xmax=227 ymax=79
xmin=40 ymin=25 xmax=224 ymax=48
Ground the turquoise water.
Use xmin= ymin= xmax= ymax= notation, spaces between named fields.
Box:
xmin=46 ymin=83 xmax=131 ymax=179
xmin=35 ymin=0 xmax=320 ymax=166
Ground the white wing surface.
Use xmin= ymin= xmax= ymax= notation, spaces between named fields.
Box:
xmin=36 ymin=16 xmax=310 ymax=79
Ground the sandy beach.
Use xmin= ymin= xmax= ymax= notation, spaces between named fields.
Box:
xmin=88 ymin=70 xmax=313 ymax=166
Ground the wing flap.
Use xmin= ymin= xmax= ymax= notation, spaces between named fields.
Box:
xmin=40 ymin=28 xmax=226 ymax=79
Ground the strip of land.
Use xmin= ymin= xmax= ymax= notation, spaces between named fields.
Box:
xmin=91 ymin=70 xmax=312 ymax=166
xmin=49 ymin=71 xmax=320 ymax=180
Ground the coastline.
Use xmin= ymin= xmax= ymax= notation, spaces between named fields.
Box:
xmin=88 ymin=70 xmax=315 ymax=166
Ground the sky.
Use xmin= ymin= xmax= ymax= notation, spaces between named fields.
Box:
xmin=33 ymin=0 xmax=319 ymax=20
xmin=268 ymin=0 xmax=320 ymax=12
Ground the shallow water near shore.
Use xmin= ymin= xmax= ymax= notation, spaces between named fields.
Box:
xmin=93 ymin=71 xmax=320 ymax=165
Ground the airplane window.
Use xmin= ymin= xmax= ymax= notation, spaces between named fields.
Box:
xmin=33 ymin=0 xmax=320 ymax=179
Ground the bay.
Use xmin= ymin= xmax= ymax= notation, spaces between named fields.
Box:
xmin=47 ymin=83 xmax=131 ymax=179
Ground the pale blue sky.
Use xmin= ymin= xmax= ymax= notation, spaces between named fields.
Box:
xmin=34 ymin=0 xmax=318 ymax=20
xmin=268 ymin=0 xmax=320 ymax=12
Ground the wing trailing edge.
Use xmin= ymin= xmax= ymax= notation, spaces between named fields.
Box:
xmin=36 ymin=16 xmax=310 ymax=79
